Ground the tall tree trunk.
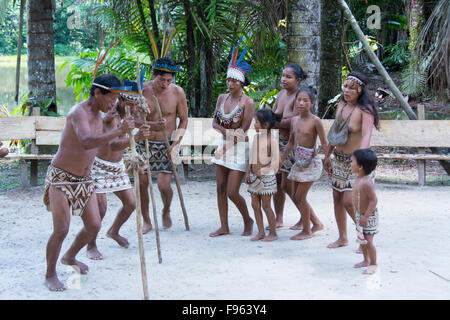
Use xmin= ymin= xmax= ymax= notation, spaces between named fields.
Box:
xmin=27 ymin=0 xmax=57 ymax=113
xmin=286 ymin=0 xmax=321 ymax=90
xmin=147 ymin=0 xmax=159 ymax=41
xmin=14 ymin=0 xmax=25 ymax=105
xmin=407 ymin=0 xmax=425 ymax=54
xmin=205 ymin=40 xmax=214 ymax=117
xmin=318 ymin=0 xmax=342 ymax=118
xmin=183 ymin=0 xmax=196 ymax=117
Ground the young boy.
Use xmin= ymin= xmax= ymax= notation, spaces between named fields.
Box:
xmin=87 ymin=92 xmax=151 ymax=260
xmin=351 ymin=148 xmax=379 ymax=275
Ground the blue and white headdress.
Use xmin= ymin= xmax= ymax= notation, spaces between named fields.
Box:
xmin=227 ymin=37 xmax=252 ymax=83
xmin=120 ymin=66 xmax=147 ymax=101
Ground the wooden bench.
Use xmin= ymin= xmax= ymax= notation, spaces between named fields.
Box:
xmin=1 ymin=111 xmax=449 ymax=187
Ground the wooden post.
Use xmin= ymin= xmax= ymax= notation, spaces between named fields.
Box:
xmin=126 ymin=105 xmax=150 ymax=300
xmin=417 ymin=104 xmax=426 ymax=186
xmin=136 ymin=57 xmax=163 ymax=264
xmin=30 ymin=107 xmax=40 ymax=186
xmin=152 ymin=95 xmax=190 ymax=231
xmin=19 ymin=159 xmax=29 ymax=188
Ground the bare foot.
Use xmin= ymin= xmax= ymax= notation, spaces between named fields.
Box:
xmin=61 ymin=256 xmax=89 ymax=274
xmin=86 ymin=246 xmax=103 ymax=260
xmin=45 ymin=275 xmax=66 ymax=292
xmin=142 ymin=221 xmax=153 ymax=234
xmin=242 ymin=219 xmax=254 ymax=236
xmin=251 ymin=233 xmax=265 ymax=241
xmin=290 ymin=231 xmax=312 ymax=240
xmin=262 ymin=234 xmax=278 ymax=242
xmin=363 ymin=265 xmax=378 ymax=275
xmin=162 ymin=210 xmax=172 ymax=229
xmin=353 ymin=261 xmax=370 ymax=269
xmin=265 ymin=222 xmax=283 ymax=230
xmin=311 ymin=223 xmax=324 ymax=233
xmin=106 ymin=230 xmax=130 ymax=248
xmin=289 ymin=220 xmax=303 ymax=230
xmin=209 ymin=227 xmax=230 ymax=237
xmin=355 ymin=245 xmax=363 ymax=254
xmin=327 ymin=239 xmax=349 ymax=249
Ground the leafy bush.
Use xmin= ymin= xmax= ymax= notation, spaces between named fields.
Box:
xmin=382 ymin=40 xmax=410 ymax=70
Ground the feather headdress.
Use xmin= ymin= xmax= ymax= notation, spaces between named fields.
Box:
xmin=90 ymin=32 xmax=135 ymax=94
xmin=148 ymin=26 xmax=180 ymax=73
xmin=120 ymin=66 xmax=147 ymax=101
xmin=227 ymin=36 xmax=252 ymax=83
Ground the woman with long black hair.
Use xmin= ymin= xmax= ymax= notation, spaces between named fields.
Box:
xmin=324 ymin=71 xmax=379 ymax=249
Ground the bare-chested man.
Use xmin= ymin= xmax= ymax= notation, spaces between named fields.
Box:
xmin=86 ymin=91 xmax=153 ymax=260
xmin=43 ymin=74 xmax=135 ymax=291
xmin=138 ymin=57 xmax=188 ymax=233
xmin=0 ymin=141 xmax=8 ymax=158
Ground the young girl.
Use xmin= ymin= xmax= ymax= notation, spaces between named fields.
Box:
xmin=280 ymin=87 xmax=327 ymax=240
xmin=245 ymin=109 xmax=281 ymax=241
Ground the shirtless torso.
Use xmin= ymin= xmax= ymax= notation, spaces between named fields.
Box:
xmin=51 ymin=98 xmax=132 ymax=176
xmin=141 ymin=80 xmax=188 ymax=143
xmin=333 ymin=101 xmax=374 ymax=155
xmin=273 ymin=90 xmax=299 ymax=141
xmin=96 ymin=108 xmax=125 ymax=163
xmin=250 ymin=132 xmax=279 ymax=176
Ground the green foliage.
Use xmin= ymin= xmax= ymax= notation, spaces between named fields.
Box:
xmin=0 ymin=5 xmax=26 ymax=55
xmin=62 ymin=45 xmax=151 ymax=103
xmin=341 ymin=66 xmax=350 ymax=84
xmin=257 ymin=89 xmax=279 ymax=110
xmin=382 ymin=40 xmax=410 ymax=70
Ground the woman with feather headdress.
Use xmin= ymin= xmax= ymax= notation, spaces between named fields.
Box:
xmin=209 ymin=38 xmax=255 ymax=238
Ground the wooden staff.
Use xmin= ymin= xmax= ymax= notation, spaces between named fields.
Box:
xmin=125 ymin=105 xmax=149 ymax=300
xmin=136 ymin=57 xmax=162 ymax=264
xmin=152 ymin=95 xmax=190 ymax=231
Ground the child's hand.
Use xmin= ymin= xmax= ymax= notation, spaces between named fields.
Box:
xmin=245 ymin=172 xmax=250 ymax=184
xmin=136 ymin=124 xmax=151 ymax=141
xmin=324 ymin=157 xmax=332 ymax=177
xmin=359 ymin=215 xmax=368 ymax=227
xmin=277 ymin=161 xmax=282 ymax=174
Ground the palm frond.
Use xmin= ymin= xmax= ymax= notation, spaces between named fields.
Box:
xmin=412 ymin=0 xmax=449 ymax=98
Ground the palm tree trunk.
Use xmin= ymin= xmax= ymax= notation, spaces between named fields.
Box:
xmin=183 ymin=0 xmax=196 ymax=117
xmin=318 ymin=0 xmax=342 ymax=118
xmin=14 ymin=0 xmax=25 ymax=105
xmin=26 ymin=0 xmax=57 ymax=113
xmin=408 ymin=0 xmax=425 ymax=54
xmin=286 ymin=0 xmax=321 ymax=89
xmin=147 ymin=0 xmax=160 ymax=41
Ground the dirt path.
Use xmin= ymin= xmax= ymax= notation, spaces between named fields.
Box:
xmin=0 ymin=180 xmax=449 ymax=300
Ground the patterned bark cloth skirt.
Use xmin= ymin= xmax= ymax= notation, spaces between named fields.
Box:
xmin=279 ymin=140 xmax=295 ymax=173
xmin=91 ymin=157 xmax=132 ymax=194
xmin=136 ymin=139 xmax=173 ymax=174
xmin=247 ymin=171 xmax=278 ymax=196
xmin=43 ymin=164 xmax=95 ymax=217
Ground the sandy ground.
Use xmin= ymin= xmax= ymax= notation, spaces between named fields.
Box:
xmin=0 ymin=178 xmax=449 ymax=300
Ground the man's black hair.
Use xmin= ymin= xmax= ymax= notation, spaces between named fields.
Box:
xmin=90 ymin=74 xmax=122 ymax=96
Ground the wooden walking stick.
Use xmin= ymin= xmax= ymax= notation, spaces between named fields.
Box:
xmin=125 ymin=105 xmax=149 ymax=300
xmin=136 ymin=57 xmax=162 ymax=264
xmin=152 ymin=95 xmax=190 ymax=231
